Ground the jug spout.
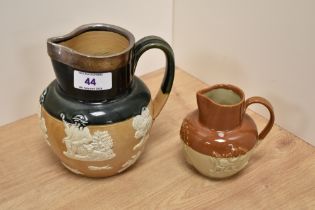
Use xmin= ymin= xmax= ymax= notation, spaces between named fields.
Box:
xmin=47 ymin=23 xmax=135 ymax=72
xmin=196 ymin=84 xmax=245 ymax=131
xmin=46 ymin=23 xmax=137 ymax=101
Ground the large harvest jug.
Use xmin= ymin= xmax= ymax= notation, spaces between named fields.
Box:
xmin=39 ymin=23 xmax=175 ymax=177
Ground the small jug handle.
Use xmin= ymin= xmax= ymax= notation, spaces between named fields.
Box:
xmin=133 ymin=36 xmax=175 ymax=119
xmin=245 ymin=96 xmax=275 ymax=139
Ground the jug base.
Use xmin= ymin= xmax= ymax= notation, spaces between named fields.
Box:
xmin=182 ymin=142 xmax=254 ymax=179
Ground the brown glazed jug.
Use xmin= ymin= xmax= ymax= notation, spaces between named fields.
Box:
xmin=39 ymin=23 xmax=175 ymax=177
xmin=180 ymin=84 xmax=274 ymax=178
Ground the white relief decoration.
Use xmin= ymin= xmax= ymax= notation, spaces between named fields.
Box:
xmin=132 ymin=107 xmax=152 ymax=151
xmin=133 ymin=134 xmax=150 ymax=151
xmin=207 ymin=152 xmax=252 ymax=176
xmin=39 ymin=116 xmax=50 ymax=146
xmin=118 ymin=151 xmax=142 ymax=173
xmin=62 ymin=162 xmax=84 ymax=175
xmin=37 ymin=105 xmax=42 ymax=118
xmin=88 ymin=165 xmax=112 ymax=171
xmin=61 ymin=114 xmax=116 ymax=161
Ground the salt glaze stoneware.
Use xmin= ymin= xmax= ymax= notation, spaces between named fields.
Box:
xmin=39 ymin=23 xmax=175 ymax=177
xmin=180 ymin=84 xmax=275 ymax=178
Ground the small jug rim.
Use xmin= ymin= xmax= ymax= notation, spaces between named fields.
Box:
xmin=197 ymin=84 xmax=245 ymax=108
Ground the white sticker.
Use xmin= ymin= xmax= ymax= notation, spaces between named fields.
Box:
xmin=73 ymin=70 xmax=112 ymax=91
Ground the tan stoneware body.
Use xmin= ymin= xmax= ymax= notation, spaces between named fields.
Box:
xmin=39 ymin=104 xmax=153 ymax=177
xmin=180 ymin=84 xmax=275 ymax=178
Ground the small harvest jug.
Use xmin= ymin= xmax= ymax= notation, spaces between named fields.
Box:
xmin=180 ymin=84 xmax=274 ymax=178
xmin=39 ymin=23 xmax=175 ymax=177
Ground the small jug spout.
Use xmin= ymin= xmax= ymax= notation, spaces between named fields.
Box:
xmin=196 ymin=84 xmax=245 ymax=131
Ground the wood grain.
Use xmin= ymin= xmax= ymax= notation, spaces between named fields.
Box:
xmin=0 ymin=68 xmax=314 ymax=210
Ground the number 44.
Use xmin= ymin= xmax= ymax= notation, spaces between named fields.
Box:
xmin=85 ymin=78 xmax=96 ymax=86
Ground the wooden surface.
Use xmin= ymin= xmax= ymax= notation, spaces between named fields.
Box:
xmin=1 ymin=69 xmax=315 ymax=210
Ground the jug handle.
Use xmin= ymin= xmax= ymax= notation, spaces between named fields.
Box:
xmin=133 ymin=36 xmax=175 ymax=119
xmin=245 ymin=96 xmax=275 ymax=140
